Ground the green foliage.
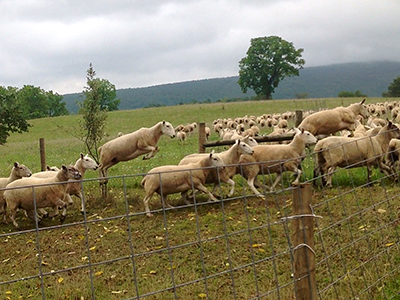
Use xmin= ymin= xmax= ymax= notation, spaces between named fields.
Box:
xmin=77 ymin=63 xmax=109 ymax=163
xmin=238 ymin=36 xmax=305 ymax=99
xmin=0 ymin=86 xmax=30 ymax=145
xmin=338 ymin=90 xmax=367 ymax=98
xmin=295 ymin=92 xmax=309 ymax=99
xmin=382 ymin=76 xmax=400 ymax=97
xmin=16 ymin=85 xmax=69 ymax=119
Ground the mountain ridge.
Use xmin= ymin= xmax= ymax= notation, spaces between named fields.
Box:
xmin=62 ymin=61 xmax=400 ymax=113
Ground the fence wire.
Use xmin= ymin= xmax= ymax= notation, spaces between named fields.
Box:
xmin=1 ymin=144 xmax=400 ymax=299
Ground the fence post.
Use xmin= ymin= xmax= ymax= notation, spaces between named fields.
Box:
xmin=295 ymin=110 xmax=303 ymax=127
xmin=39 ymin=138 xmax=46 ymax=171
xmin=198 ymin=122 xmax=206 ymax=153
xmin=292 ymin=183 xmax=317 ymax=299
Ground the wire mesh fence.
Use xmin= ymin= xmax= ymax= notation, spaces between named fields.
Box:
xmin=1 ymin=136 xmax=400 ymax=299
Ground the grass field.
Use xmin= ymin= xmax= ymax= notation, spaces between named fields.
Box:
xmin=1 ymin=97 xmax=400 ymax=299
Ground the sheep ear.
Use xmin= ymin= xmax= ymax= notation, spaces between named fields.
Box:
xmin=80 ymin=153 xmax=84 ymax=159
xmin=293 ymin=128 xmax=300 ymax=134
xmin=61 ymin=165 xmax=67 ymax=170
xmin=162 ymin=120 xmax=166 ymax=125
xmin=361 ymin=98 xmax=366 ymax=104
xmin=14 ymin=162 xmax=19 ymax=167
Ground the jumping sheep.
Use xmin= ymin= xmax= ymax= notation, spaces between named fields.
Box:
xmin=3 ymin=165 xmax=82 ymax=228
xmin=238 ymin=128 xmax=317 ymax=197
xmin=313 ymin=120 xmax=400 ymax=187
xmin=178 ymin=139 xmax=254 ymax=197
xmin=298 ymin=99 xmax=369 ymax=136
xmin=98 ymin=121 xmax=175 ymax=181
xmin=141 ymin=152 xmax=225 ymax=217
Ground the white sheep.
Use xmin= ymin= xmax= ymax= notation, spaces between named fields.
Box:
xmin=98 ymin=121 xmax=176 ymax=181
xmin=298 ymin=99 xmax=369 ymax=136
xmin=0 ymin=162 xmax=32 ymax=223
xmin=178 ymin=139 xmax=254 ymax=197
xmin=314 ymin=120 xmax=400 ymax=187
xmin=387 ymin=138 xmax=400 ymax=173
xmin=3 ymin=165 xmax=82 ymax=228
xmin=238 ymin=128 xmax=317 ymax=197
xmin=141 ymin=152 xmax=224 ymax=217
xmin=177 ymin=131 xmax=187 ymax=142
xmin=32 ymin=154 xmax=98 ymax=214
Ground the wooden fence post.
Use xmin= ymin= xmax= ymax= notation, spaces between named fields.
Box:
xmin=39 ymin=138 xmax=46 ymax=171
xmin=198 ymin=122 xmax=206 ymax=153
xmin=295 ymin=110 xmax=303 ymax=127
xmin=292 ymin=183 xmax=317 ymax=299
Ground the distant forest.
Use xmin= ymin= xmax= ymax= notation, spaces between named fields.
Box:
xmin=63 ymin=61 xmax=400 ymax=114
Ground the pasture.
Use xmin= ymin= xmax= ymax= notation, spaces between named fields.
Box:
xmin=1 ymin=97 xmax=400 ymax=299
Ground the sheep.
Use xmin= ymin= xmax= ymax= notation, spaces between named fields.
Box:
xmin=3 ymin=165 xmax=82 ymax=229
xmin=32 ymin=154 xmax=98 ymax=214
xmin=298 ymin=99 xmax=369 ymax=136
xmin=98 ymin=121 xmax=176 ymax=181
xmin=238 ymin=128 xmax=317 ymax=197
xmin=313 ymin=120 xmax=400 ymax=187
xmin=0 ymin=162 xmax=32 ymax=223
xmin=177 ymin=131 xmax=187 ymax=142
xmin=178 ymin=139 xmax=254 ymax=197
xmin=387 ymin=138 xmax=400 ymax=173
xmin=141 ymin=151 xmax=225 ymax=217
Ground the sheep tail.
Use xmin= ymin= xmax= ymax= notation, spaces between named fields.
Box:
xmin=140 ymin=177 xmax=146 ymax=187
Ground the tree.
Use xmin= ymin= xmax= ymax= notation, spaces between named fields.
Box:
xmin=382 ymin=76 xmax=400 ymax=97
xmin=47 ymin=91 xmax=69 ymax=117
xmin=238 ymin=36 xmax=305 ymax=99
xmin=78 ymin=63 xmax=109 ymax=163
xmin=0 ymin=86 xmax=30 ymax=144
xmin=18 ymin=85 xmax=49 ymax=119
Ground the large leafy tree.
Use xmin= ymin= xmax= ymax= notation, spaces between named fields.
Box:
xmin=0 ymin=86 xmax=30 ymax=144
xmin=18 ymin=85 xmax=49 ymax=119
xmin=382 ymin=76 xmax=400 ymax=97
xmin=238 ymin=36 xmax=305 ymax=99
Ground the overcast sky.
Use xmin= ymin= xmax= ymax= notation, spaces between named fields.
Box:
xmin=1 ymin=0 xmax=399 ymax=95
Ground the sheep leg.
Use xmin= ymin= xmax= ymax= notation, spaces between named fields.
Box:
xmin=143 ymin=192 xmax=154 ymax=217
xmin=180 ymin=191 xmax=191 ymax=205
xmin=47 ymin=206 xmax=59 ymax=218
xmin=26 ymin=209 xmax=43 ymax=224
xmin=194 ymin=183 xmax=219 ymax=201
xmin=143 ymin=146 xmax=159 ymax=160
xmin=247 ymin=177 xmax=265 ymax=199
xmin=59 ymin=204 xmax=67 ymax=224
xmin=226 ymin=179 xmax=235 ymax=197
xmin=325 ymin=166 xmax=336 ymax=188
xmin=270 ymin=174 xmax=282 ymax=191
xmin=8 ymin=205 xmax=20 ymax=229
xmin=161 ymin=194 xmax=174 ymax=209
xmin=291 ymin=168 xmax=303 ymax=186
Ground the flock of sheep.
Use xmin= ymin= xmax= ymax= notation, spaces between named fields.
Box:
xmin=2 ymin=99 xmax=400 ymax=228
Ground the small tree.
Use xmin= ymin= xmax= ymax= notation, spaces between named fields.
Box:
xmin=382 ymin=76 xmax=400 ymax=97
xmin=0 ymin=86 xmax=30 ymax=144
xmin=238 ymin=36 xmax=305 ymax=100
xmin=78 ymin=63 xmax=108 ymax=163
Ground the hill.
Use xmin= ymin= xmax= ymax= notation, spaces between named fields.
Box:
xmin=62 ymin=61 xmax=400 ymax=113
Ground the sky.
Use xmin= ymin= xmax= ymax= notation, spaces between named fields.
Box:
xmin=1 ymin=0 xmax=400 ymax=95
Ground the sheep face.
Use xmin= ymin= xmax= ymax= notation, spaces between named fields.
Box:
xmin=295 ymin=128 xmax=318 ymax=145
xmin=14 ymin=162 xmax=32 ymax=178
xmin=80 ymin=153 xmax=98 ymax=171
xmin=161 ymin=121 xmax=176 ymax=138
xmin=61 ymin=165 xmax=82 ymax=180
xmin=236 ymin=140 xmax=254 ymax=155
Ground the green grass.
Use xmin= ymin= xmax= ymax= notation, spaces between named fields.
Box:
xmin=1 ymin=97 xmax=400 ymax=299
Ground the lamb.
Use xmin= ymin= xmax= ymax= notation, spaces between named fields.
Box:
xmin=3 ymin=165 xmax=82 ymax=228
xmin=98 ymin=121 xmax=175 ymax=181
xmin=178 ymin=139 xmax=254 ymax=197
xmin=238 ymin=128 xmax=317 ymax=197
xmin=298 ymin=99 xmax=369 ymax=136
xmin=141 ymin=152 xmax=225 ymax=217
xmin=313 ymin=120 xmax=400 ymax=187
xmin=177 ymin=131 xmax=187 ymax=142
xmin=0 ymin=162 xmax=32 ymax=222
